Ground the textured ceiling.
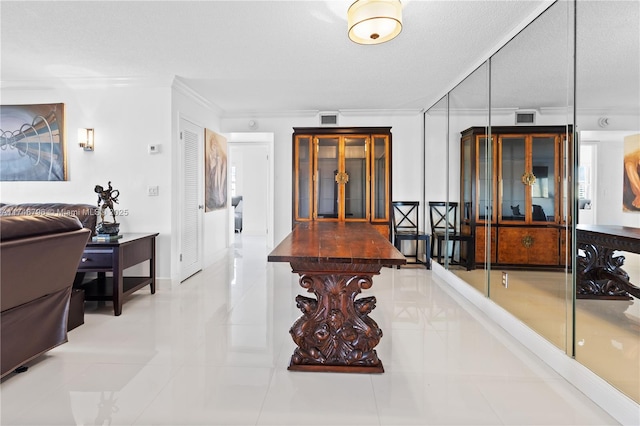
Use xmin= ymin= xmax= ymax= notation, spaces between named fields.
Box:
xmin=0 ymin=0 xmax=551 ymax=114
xmin=1 ymin=1 xmax=636 ymax=115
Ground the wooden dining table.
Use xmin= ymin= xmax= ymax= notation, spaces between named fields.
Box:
xmin=268 ymin=221 xmax=406 ymax=373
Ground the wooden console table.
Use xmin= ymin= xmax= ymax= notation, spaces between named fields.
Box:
xmin=76 ymin=233 xmax=159 ymax=316
xmin=577 ymin=225 xmax=640 ymax=300
xmin=268 ymin=222 xmax=405 ymax=373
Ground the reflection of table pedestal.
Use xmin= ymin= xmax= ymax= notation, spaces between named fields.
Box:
xmin=268 ymin=222 xmax=405 ymax=373
xmin=577 ymin=225 xmax=640 ymax=300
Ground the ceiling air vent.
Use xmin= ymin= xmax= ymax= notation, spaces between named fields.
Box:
xmin=515 ymin=111 xmax=536 ymax=125
xmin=319 ymin=112 xmax=338 ymax=126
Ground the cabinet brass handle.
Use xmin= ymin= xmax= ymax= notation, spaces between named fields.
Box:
xmin=521 ymin=235 xmax=534 ymax=248
xmin=335 ymin=172 xmax=349 ymax=184
xmin=521 ymin=171 xmax=536 ymax=186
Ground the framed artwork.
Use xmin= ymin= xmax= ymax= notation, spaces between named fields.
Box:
xmin=0 ymin=103 xmax=67 ymax=181
xmin=204 ymin=128 xmax=228 ymax=211
xmin=623 ymin=133 xmax=640 ymax=212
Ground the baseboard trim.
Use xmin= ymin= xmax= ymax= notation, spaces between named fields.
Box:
xmin=155 ymin=277 xmax=172 ymax=290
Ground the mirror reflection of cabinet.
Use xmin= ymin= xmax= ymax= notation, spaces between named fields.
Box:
xmin=461 ymin=131 xmax=498 ymax=264
xmin=293 ymin=127 xmax=392 ymax=237
xmin=461 ymin=126 xmax=572 ymax=268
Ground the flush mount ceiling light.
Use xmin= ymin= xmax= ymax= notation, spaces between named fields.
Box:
xmin=348 ymin=0 xmax=402 ymax=45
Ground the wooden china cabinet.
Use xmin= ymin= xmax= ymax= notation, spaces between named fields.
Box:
xmin=292 ymin=127 xmax=392 ymax=238
xmin=460 ymin=126 xmax=572 ymax=269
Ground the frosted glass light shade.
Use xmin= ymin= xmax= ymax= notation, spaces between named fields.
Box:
xmin=348 ymin=0 xmax=402 ymax=45
xmin=78 ymin=128 xmax=94 ymax=151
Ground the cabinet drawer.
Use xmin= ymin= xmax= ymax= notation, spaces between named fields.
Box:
xmin=498 ymin=227 xmax=559 ymax=265
xmin=78 ymin=249 xmax=113 ymax=269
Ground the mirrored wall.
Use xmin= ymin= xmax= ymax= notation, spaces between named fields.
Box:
xmin=448 ymin=62 xmax=489 ymax=297
xmin=574 ymin=0 xmax=640 ymax=405
xmin=424 ymin=0 xmax=639 ymax=404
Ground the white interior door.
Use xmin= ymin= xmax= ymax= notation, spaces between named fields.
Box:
xmin=180 ymin=118 xmax=203 ymax=281
xmin=231 ymin=144 xmax=269 ymax=236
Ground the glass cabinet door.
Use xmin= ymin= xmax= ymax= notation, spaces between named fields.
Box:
xmin=295 ymin=136 xmax=313 ymax=221
xmin=292 ymin=128 xmax=392 ymax=233
xmin=372 ymin=135 xmax=389 ymax=221
xmin=561 ymin=134 xmax=570 ymax=225
xmin=315 ymin=137 xmax=340 ymax=219
xmin=500 ymin=136 xmax=527 ymax=222
xmin=461 ymin=136 xmax=472 ymax=223
xmin=478 ymin=136 xmax=494 ymax=223
xmin=531 ymin=135 xmax=557 ymax=223
xmin=343 ymin=137 xmax=369 ymax=220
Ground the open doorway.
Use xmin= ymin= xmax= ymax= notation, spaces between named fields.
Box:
xmin=578 ymin=141 xmax=596 ymax=225
xmin=228 ymin=133 xmax=275 ymax=247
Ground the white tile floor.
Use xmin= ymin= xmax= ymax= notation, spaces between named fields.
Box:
xmin=0 ymin=235 xmax=619 ymax=425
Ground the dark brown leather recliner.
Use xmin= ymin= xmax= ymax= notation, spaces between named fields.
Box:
xmin=1 ymin=214 xmax=91 ymax=378
xmin=0 ymin=203 xmax=98 ymax=235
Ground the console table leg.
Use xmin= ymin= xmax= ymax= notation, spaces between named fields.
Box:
xmin=113 ymin=273 xmax=122 ymax=316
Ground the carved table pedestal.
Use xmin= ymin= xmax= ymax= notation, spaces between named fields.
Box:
xmin=268 ymin=222 xmax=405 ymax=373
xmin=577 ymin=225 xmax=640 ymax=300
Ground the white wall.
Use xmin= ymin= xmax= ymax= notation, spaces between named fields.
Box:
xmin=221 ymin=112 xmax=423 ymax=244
xmin=170 ymin=82 xmax=227 ymax=279
xmin=1 ymin=80 xmax=233 ymax=283
xmin=1 ymin=83 xmax=422 ymax=280
xmin=1 ymin=84 xmax=174 ymax=280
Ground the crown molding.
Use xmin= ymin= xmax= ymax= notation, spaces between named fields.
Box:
xmin=571 ymin=107 xmax=640 ymax=116
xmin=222 ymin=110 xmax=319 ymax=119
xmin=171 ymin=77 xmax=223 ymax=115
xmin=222 ymin=108 xmax=422 ymax=119
xmin=425 ymin=106 xmax=640 ymax=117
xmin=0 ymin=76 xmax=174 ymax=91
xmin=338 ymin=109 xmax=422 ymax=117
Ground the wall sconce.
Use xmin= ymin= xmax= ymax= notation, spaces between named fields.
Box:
xmin=78 ymin=128 xmax=94 ymax=151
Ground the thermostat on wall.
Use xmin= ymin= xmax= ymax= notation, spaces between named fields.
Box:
xmin=148 ymin=144 xmax=161 ymax=154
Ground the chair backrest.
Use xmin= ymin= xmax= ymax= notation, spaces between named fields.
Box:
xmin=392 ymin=201 xmax=422 ymax=235
xmin=429 ymin=201 xmax=458 ymax=236
xmin=532 ymin=204 xmax=547 ymax=221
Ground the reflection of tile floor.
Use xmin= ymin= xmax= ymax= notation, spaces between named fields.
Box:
xmin=453 ymin=268 xmax=640 ymax=403
xmin=0 ymin=236 xmax=621 ymax=425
